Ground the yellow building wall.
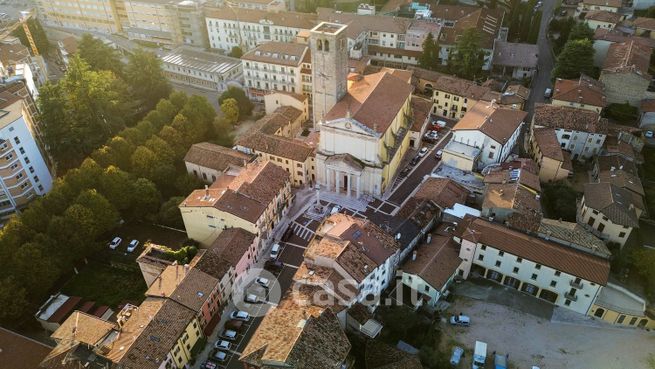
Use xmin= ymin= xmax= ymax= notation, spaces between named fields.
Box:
xmin=180 ymin=206 xmax=259 ymax=247
xmin=551 ymin=99 xmax=603 ymax=113
xmin=379 ymin=97 xmax=411 ymax=190
xmin=589 ymin=304 xmax=655 ymax=329
xmin=170 ymin=317 xmax=203 ymax=368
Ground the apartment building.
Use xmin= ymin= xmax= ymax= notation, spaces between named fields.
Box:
xmin=205 ymin=7 xmax=317 ymax=52
xmin=161 ymin=46 xmax=243 ymax=92
xmin=0 ymin=93 xmax=53 ymax=218
xmin=35 ymin=0 xmax=122 ymax=33
xmin=236 ymin=131 xmax=316 ymax=187
xmin=578 ymin=182 xmax=641 ymax=247
xmin=449 ymin=101 xmax=527 ymax=169
xmin=585 ymin=10 xmax=623 ymax=30
xmin=592 ymin=155 xmax=645 ymax=200
xmin=532 ymin=104 xmax=608 ymax=161
xmin=575 ymin=0 xmax=621 ymax=17
xmin=492 ymin=41 xmax=539 ymax=79
xmin=600 ymin=40 xmax=654 ymax=106
xmin=552 ymin=74 xmax=607 ymax=113
xmin=41 ymin=299 xmax=202 ymax=369
xmin=184 ymin=142 xmax=253 ymax=183
xmin=179 ymin=160 xmax=292 ymax=246
xmin=226 ymin=0 xmax=286 ymax=12
xmin=530 ymin=127 xmax=573 ymax=182
xmin=121 ymin=0 xmax=180 ymax=44
xmin=456 ymin=215 xmax=610 ymax=315
xmin=241 ymin=41 xmax=309 ymax=99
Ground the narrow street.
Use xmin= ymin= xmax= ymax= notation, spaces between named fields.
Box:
xmin=526 ymin=0 xmax=557 ymax=117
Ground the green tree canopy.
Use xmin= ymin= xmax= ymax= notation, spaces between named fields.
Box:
xmin=228 ymin=46 xmax=244 ymax=58
xmin=221 ymin=98 xmax=240 ymax=124
xmin=568 ymin=22 xmax=595 ymax=41
xmin=553 ymin=39 xmax=595 ymax=79
xmin=125 ymin=49 xmax=172 ymax=112
xmin=448 ymin=28 xmax=485 ymax=80
xmin=77 ymin=33 xmax=124 ymax=76
xmin=219 ymin=86 xmax=253 ymax=119
xmin=418 ymin=32 xmax=440 ymax=71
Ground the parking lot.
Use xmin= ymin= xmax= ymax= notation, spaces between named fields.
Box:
xmin=443 ymin=295 xmax=655 ymax=369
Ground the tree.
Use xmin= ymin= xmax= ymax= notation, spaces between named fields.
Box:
xmin=603 ymin=103 xmax=639 ymax=124
xmin=221 ymin=98 xmax=240 ymax=124
xmin=647 ymin=5 xmax=655 ymax=18
xmin=12 ymin=241 xmax=61 ymax=297
xmin=228 ymin=46 xmax=244 ymax=58
xmin=632 ymin=248 xmax=655 ymax=299
xmin=213 ymin=117 xmax=235 ymax=147
xmin=74 ymin=189 xmax=119 ymax=236
xmin=448 ymin=28 xmax=485 ymax=80
xmin=125 ymin=49 xmax=172 ymax=113
xmin=541 ymin=181 xmax=578 ymax=221
xmin=528 ymin=11 xmax=543 ymax=44
xmin=568 ymin=22 xmax=594 ymax=42
xmin=418 ymin=32 xmax=440 ymax=71
xmin=130 ymin=178 xmax=161 ymax=220
xmin=77 ymin=33 xmax=124 ymax=76
xmin=219 ymin=86 xmax=253 ymax=118
xmin=158 ymin=196 xmax=186 ymax=228
xmin=0 ymin=277 xmax=29 ymax=326
xmin=99 ymin=166 xmax=134 ymax=212
xmin=518 ymin=0 xmax=538 ymax=42
xmin=553 ymin=39 xmax=595 ymax=79
xmin=11 ymin=18 xmax=50 ymax=56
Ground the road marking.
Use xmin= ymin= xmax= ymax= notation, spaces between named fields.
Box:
xmin=283 ymin=263 xmax=299 ymax=269
xmin=284 ymin=242 xmax=307 ymax=249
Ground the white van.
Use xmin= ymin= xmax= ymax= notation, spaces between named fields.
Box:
xmin=270 ymin=243 xmax=281 ymax=259
xmin=472 ymin=341 xmax=487 ymax=369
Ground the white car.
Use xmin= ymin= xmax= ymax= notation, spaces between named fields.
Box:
xmin=212 ymin=350 xmax=227 ymax=362
xmin=450 ymin=346 xmax=464 ymax=365
xmin=418 ymin=147 xmax=429 ymax=157
xmin=256 ymin=277 xmax=270 ymax=288
xmin=109 ymin=236 xmax=122 ymax=250
xmin=435 ymin=150 xmax=443 ymax=159
xmin=126 ymin=239 xmax=139 ymax=253
xmin=214 ymin=340 xmax=231 ymax=350
xmin=330 ymin=205 xmax=342 ymax=215
xmin=449 ymin=314 xmax=471 ymax=326
xmin=244 ymin=294 xmax=262 ymax=304
xmin=270 ymin=243 xmax=281 ymax=259
xmin=221 ymin=329 xmax=237 ymax=340
xmin=230 ymin=310 xmax=251 ymax=321
xmin=645 ymin=130 xmax=653 ymax=138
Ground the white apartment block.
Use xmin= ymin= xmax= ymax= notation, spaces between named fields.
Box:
xmin=122 ymin=0 xmax=179 ymax=45
xmin=532 ymin=104 xmax=607 ymax=161
xmin=456 ymin=216 xmax=609 ymax=315
xmin=205 ymin=7 xmax=317 ymax=52
xmin=0 ymin=93 xmax=53 ymax=217
xmin=35 ymin=0 xmax=122 ymax=34
xmin=241 ymin=42 xmax=309 ymax=100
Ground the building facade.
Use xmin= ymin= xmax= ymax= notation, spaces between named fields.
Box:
xmin=161 ymin=46 xmax=243 ymax=92
xmin=311 ymin=22 xmax=349 ymax=125
xmin=529 ymin=127 xmax=573 ymax=182
xmin=35 ymin=0 xmax=122 ymax=33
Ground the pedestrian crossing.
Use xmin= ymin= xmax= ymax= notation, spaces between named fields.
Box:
xmin=292 ymin=222 xmax=313 ymax=241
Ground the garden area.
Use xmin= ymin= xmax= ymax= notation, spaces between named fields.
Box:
xmin=61 ymin=262 xmax=147 ymax=307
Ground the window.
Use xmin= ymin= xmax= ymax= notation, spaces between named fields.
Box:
xmin=424 ymin=285 xmax=430 ymax=292
xmin=587 ymin=217 xmax=595 ymax=226
xmin=19 ymin=147 xmax=24 ymax=154
xmin=617 ymin=315 xmax=626 ymax=324
xmin=531 ymin=273 xmax=537 ymax=280
xmin=550 ymin=280 xmax=557 ymax=287
xmin=555 ymin=271 xmax=561 ymax=276
xmin=597 ymin=223 xmax=605 ymax=232
xmin=564 ymin=299 xmax=571 ymax=306
xmin=513 ymin=267 xmax=519 ymax=273
xmin=516 ymin=257 xmax=522 ymax=263
xmin=33 ymin=176 xmax=39 ymax=183
xmin=498 ymin=251 xmax=504 ymax=256
xmin=481 ymin=245 xmax=487 ymax=251
xmin=13 ymin=137 xmax=20 ymax=144
xmin=478 ymin=254 xmax=484 ymax=261
xmin=24 ymin=156 xmax=29 ymax=164
xmin=619 ymin=232 xmax=626 ymax=238
xmin=495 ymin=260 xmax=501 ymax=267
xmin=488 ymin=151 xmax=494 ymax=159
xmin=535 ymin=264 xmax=542 ymax=270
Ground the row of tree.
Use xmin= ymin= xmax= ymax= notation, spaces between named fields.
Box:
xmin=39 ymin=35 xmax=172 ymax=171
xmin=418 ymin=29 xmax=486 ymax=81
xmin=507 ymin=0 xmax=542 ymax=44
xmin=552 ymin=22 xmax=596 ymax=79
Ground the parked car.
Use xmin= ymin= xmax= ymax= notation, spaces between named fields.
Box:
xmin=544 ymin=88 xmax=553 ymax=98
xmin=432 ymin=119 xmax=447 ymax=128
xmin=330 ymin=205 xmax=342 ymax=215
xmin=225 ymin=319 xmax=244 ymax=332
xmin=450 ymin=313 xmax=470 ymax=326
xmin=495 ymin=352 xmax=509 ymax=369
xmin=210 ymin=349 xmax=227 ymax=362
xmin=418 ymin=147 xmax=429 ymax=157
xmin=450 ymin=346 xmax=464 ymax=365
xmin=126 ymin=239 xmax=139 ymax=253
xmin=109 ymin=236 xmax=122 ymax=250
xmin=410 ymin=156 xmax=420 ymax=166
xmin=230 ymin=310 xmax=251 ymax=321
xmin=214 ymin=340 xmax=232 ymax=350
xmin=270 ymin=243 xmax=281 ymax=259
xmin=473 ymin=341 xmax=487 ymax=369
xmin=221 ymin=329 xmax=238 ymax=340
xmin=399 ymin=167 xmax=411 ymax=177
xmin=256 ymin=277 xmax=270 ymax=288
xmin=264 ymin=259 xmax=284 ymax=273
xmin=244 ymin=293 xmax=263 ymax=304
xmin=200 ymin=360 xmax=217 ymax=369
xmin=435 ymin=149 xmax=443 ymax=159
xmin=645 ymin=130 xmax=653 ymax=138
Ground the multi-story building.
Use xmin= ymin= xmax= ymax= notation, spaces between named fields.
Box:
xmin=578 ymin=182 xmax=642 ymax=247
xmin=575 ymin=0 xmax=621 ymax=17
xmin=35 ymin=0 xmax=123 ymax=33
xmin=449 ymin=101 xmax=527 ymax=169
xmin=184 ymin=142 xmax=253 ymax=183
xmin=173 ymin=0 xmax=209 ymax=47
xmin=491 ymin=41 xmax=539 ymax=79
xmin=432 ymin=5 xmax=506 ymax=70
xmin=205 ymin=7 xmax=317 ymax=52
xmin=532 ymin=104 xmax=608 ymax=161
xmin=121 ymin=0 xmax=180 ymax=45
xmin=161 ymin=46 xmax=243 ymax=92
xmin=529 ymin=127 xmax=573 ymax=182
xmin=0 ymin=92 xmax=53 ymax=218
xmin=241 ymin=41 xmax=309 ymax=99
xmin=600 ymin=40 xmax=654 ymax=106
xmin=552 ymin=74 xmax=607 ymax=113
xmin=456 ymin=215 xmax=610 ymax=315
xmin=179 ymin=160 xmax=292 ymax=246
xmin=226 ymin=0 xmax=286 ymax=12
xmin=584 ymin=10 xmax=623 ymax=31
xmin=592 ymin=155 xmax=645 ymax=200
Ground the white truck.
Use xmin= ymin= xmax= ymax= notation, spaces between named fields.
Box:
xmin=472 ymin=341 xmax=487 ymax=369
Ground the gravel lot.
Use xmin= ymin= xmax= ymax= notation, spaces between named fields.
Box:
xmin=442 ymin=296 xmax=655 ymax=369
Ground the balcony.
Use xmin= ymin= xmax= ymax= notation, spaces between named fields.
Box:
xmin=564 ymin=292 xmax=578 ymax=302
xmin=570 ymin=279 xmax=583 ymax=289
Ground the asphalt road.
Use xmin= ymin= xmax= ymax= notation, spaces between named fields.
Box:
xmin=526 ymin=0 xmax=557 ymax=116
xmin=388 ymin=130 xmax=452 ymax=206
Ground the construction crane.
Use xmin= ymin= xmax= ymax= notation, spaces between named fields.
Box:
xmin=0 ymin=10 xmax=38 ymax=55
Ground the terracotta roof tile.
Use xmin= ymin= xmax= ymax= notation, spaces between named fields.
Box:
xmin=51 ymin=312 xmax=114 ymax=346
xmin=410 ymin=96 xmax=432 ymax=132
xmin=242 ymin=42 xmax=308 ymax=67
xmin=414 ymin=177 xmax=470 ymax=208
xmin=325 ymin=71 xmax=413 ymax=134
xmin=533 ymin=103 xmax=607 ymax=133
xmin=583 ymin=182 xmax=640 ymax=227
xmin=453 ymin=101 xmax=527 ymax=144
xmin=538 ymin=218 xmax=610 ymax=258
xmin=484 ymin=166 xmax=541 ymax=192
xmin=602 ymin=41 xmax=652 ymax=78
xmin=634 ymin=16 xmax=655 ymax=30
xmin=0 ymin=327 xmax=52 ymax=369
xmin=594 ymin=28 xmax=655 ymax=48
xmin=146 ymin=266 xmax=218 ymax=313
xmin=581 ymin=0 xmax=621 ymax=6
xmin=457 ymin=215 xmax=610 ymax=285
xmin=402 ymin=235 xmax=462 ymax=290
xmin=435 ymin=5 xmax=505 ymax=49
xmin=237 ymin=131 xmax=314 ymax=162
xmin=365 ymin=340 xmax=423 ymax=369
xmin=194 ymin=227 xmax=257 ymax=279
xmin=259 ymin=105 xmax=304 ymax=135
xmin=553 ymin=74 xmax=607 ymax=108
xmin=493 ymin=41 xmax=539 ymax=68
xmin=584 ymin=10 xmax=622 ymax=23
xmin=184 ymin=142 xmax=253 ymax=172
xmin=533 ymin=127 xmax=566 ymax=161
